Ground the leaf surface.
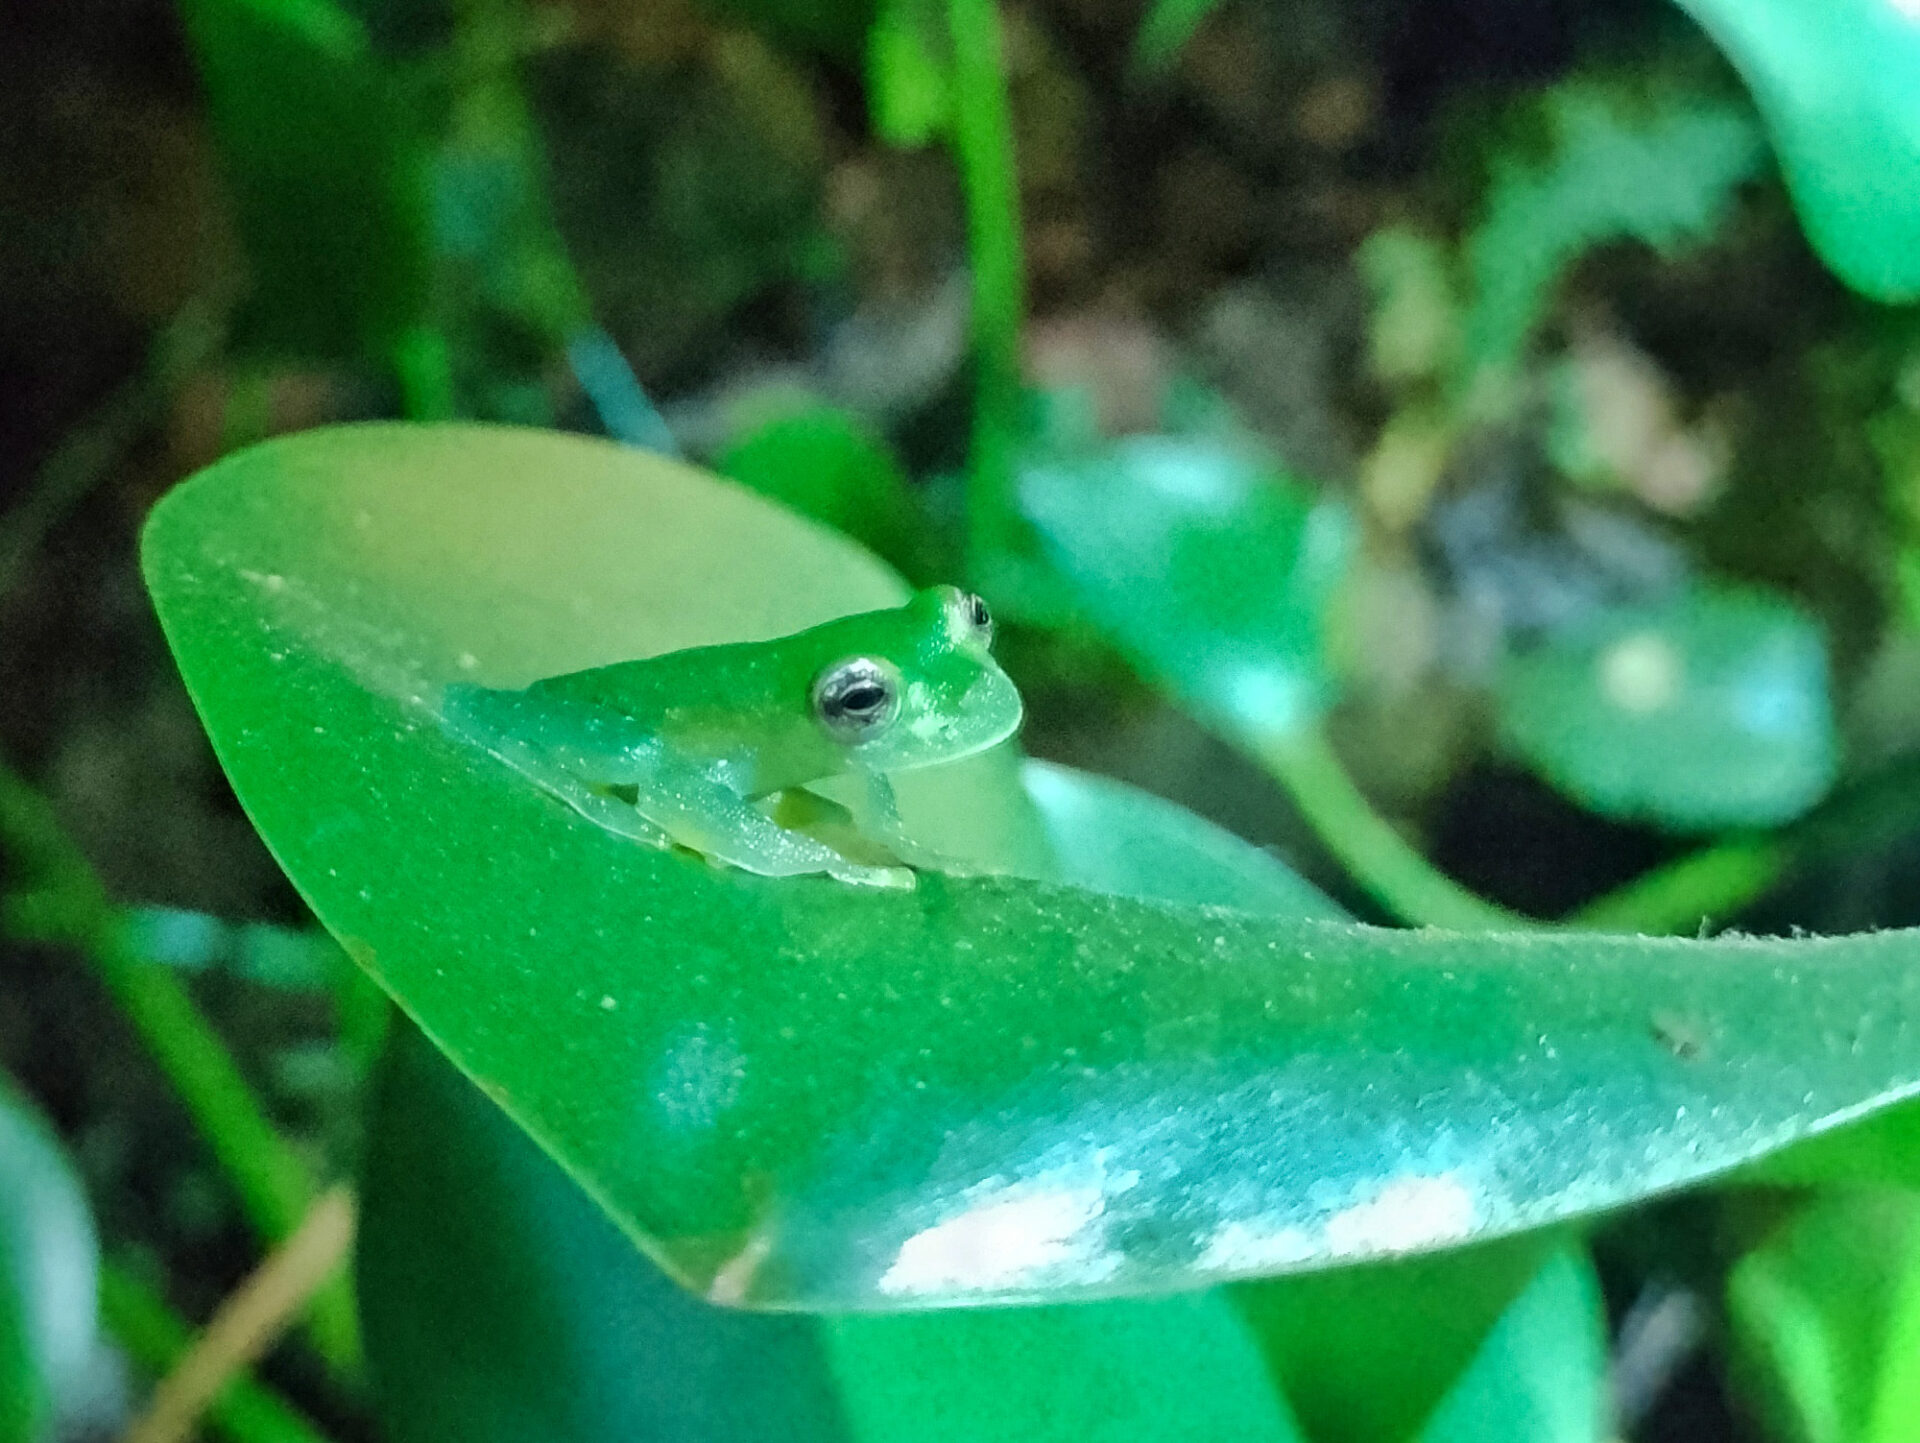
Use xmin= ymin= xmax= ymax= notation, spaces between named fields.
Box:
xmin=143 ymin=423 xmax=1920 ymax=1309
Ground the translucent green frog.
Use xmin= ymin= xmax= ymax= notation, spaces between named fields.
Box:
xmin=443 ymin=586 xmax=1023 ymax=887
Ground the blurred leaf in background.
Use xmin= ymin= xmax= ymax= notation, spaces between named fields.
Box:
xmin=714 ymin=401 xmax=943 ymax=582
xmin=1462 ymin=78 xmax=1763 ymax=411
xmin=1728 ymin=1188 xmax=1920 ymax=1443
xmin=177 ymin=0 xmax=436 ymax=367
xmin=1497 ymin=582 xmax=1837 ymax=829
xmin=0 ymin=1083 xmax=98 ymax=1443
xmin=1019 ymin=433 xmax=1354 ymax=749
xmin=1674 ymin=0 xmax=1920 ymax=303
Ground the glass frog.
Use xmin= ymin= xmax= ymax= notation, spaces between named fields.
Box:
xmin=442 ymin=586 xmax=1023 ymax=887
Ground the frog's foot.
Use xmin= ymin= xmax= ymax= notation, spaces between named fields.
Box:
xmin=825 ymin=859 xmax=917 ymax=889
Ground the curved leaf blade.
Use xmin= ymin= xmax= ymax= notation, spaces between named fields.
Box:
xmin=360 ymin=742 xmax=1334 ymax=1439
xmin=143 ymin=423 xmax=1920 ymax=1310
xmin=1674 ymin=0 xmax=1920 ymax=302
xmin=0 ymin=1085 xmax=99 ymax=1443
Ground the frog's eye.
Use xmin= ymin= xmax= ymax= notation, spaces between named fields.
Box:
xmin=812 ymin=656 xmax=901 ymax=741
xmin=965 ymin=592 xmax=992 ymax=642
xmin=945 ymin=589 xmax=993 ymax=649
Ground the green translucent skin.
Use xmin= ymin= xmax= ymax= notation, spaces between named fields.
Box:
xmin=443 ymin=586 xmax=1023 ymax=886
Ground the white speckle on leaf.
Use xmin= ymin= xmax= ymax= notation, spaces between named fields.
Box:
xmin=1197 ymin=1218 xmax=1319 ymax=1272
xmin=1324 ymin=1173 xmax=1477 ymax=1255
xmin=879 ymin=1159 xmax=1138 ymax=1297
xmin=651 ymin=1027 xmax=745 ymax=1133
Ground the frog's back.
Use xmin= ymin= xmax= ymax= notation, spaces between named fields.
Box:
xmin=523 ymin=640 xmax=804 ymax=726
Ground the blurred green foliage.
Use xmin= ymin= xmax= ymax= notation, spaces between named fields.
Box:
xmin=5 ymin=0 xmax=1920 ymax=1440
xmin=1497 ymin=583 xmax=1837 ymax=829
xmin=0 ymin=1085 xmax=97 ymax=1443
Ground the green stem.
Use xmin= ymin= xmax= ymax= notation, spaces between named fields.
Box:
xmin=99 ymin=1262 xmax=336 ymax=1443
xmin=392 ymin=324 xmax=457 ymax=422
xmin=0 ymin=761 xmax=360 ymax=1373
xmin=1567 ymin=837 xmax=1786 ymax=935
xmin=946 ymin=0 xmax=1026 ymax=573
xmin=1570 ymin=750 xmax=1920 ymax=935
xmin=1260 ymin=725 xmax=1534 ymax=932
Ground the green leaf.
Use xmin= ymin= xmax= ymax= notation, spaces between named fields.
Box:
xmin=1496 ymin=583 xmax=1837 ymax=830
xmin=1673 ymin=0 xmax=1920 ymax=302
xmin=0 ymin=1084 xmax=99 ymax=1443
xmin=714 ymin=404 xmax=940 ymax=583
xmin=1232 ymin=1233 xmax=1562 ymax=1443
xmin=826 ymin=1293 xmax=1305 ymax=1443
xmin=1019 ymin=436 xmax=1354 ymax=748
xmin=1727 ymin=1188 xmax=1920 ymax=1443
xmin=1464 ymin=80 xmax=1764 ymax=402
xmin=1415 ymin=1243 xmax=1608 ymax=1443
xmin=1751 ymin=1100 xmax=1920 ymax=1191
xmin=360 ymin=732 xmax=1333 ymax=1439
xmin=360 ymin=1022 xmax=849 ymax=1443
xmin=1022 ymin=759 xmax=1344 ymax=919
xmin=143 ymin=423 xmax=1920 ymax=1309
xmin=178 ymin=0 xmax=435 ymax=360
xmin=366 ymin=1022 xmax=1310 ymax=1443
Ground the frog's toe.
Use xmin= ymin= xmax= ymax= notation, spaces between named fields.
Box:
xmin=832 ymin=861 xmax=916 ymax=890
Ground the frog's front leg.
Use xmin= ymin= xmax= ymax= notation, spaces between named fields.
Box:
xmin=445 ymin=687 xmax=908 ymax=887
xmin=845 ymin=771 xmax=978 ymax=876
xmin=620 ymin=744 xmax=913 ymax=888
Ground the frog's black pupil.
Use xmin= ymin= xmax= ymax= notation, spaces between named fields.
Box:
xmin=839 ymin=682 xmax=886 ymax=715
xmin=968 ymin=594 xmax=991 ymax=630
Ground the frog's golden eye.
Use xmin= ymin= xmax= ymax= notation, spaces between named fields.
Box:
xmin=812 ymin=656 xmax=901 ymax=741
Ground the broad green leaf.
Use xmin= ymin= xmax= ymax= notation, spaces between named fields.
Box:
xmin=1232 ymin=1232 xmax=1562 ymax=1443
xmin=1727 ymin=1188 xmax=1920 ymax=1443
xmin=1497 ymin=583 xmax=1837 ymax=830
xmin=1019 ymin=436 xmax=1354 ymax=748
xmin=178 ymin=0 xmax=434 ymax=360
xmin=0 ymin=1085 xmax=99 ymax=1443
xmin=1752 ymin=1099 xmax=1920 ymax=1191
xmin=714 ymin=404 xmax=940 ymax=583
xmin=360 ymin=1022 xmax=850 ymax=1443
xmin=1673 ymin=0 xmax=1920 ymax=302
xmin=1464 ymin=81 xmax=1763 ymax=402
xmin=1415 ymin=1243 xmax=1607 ymax=1443
xmin=362 ymin=764 xmax=1330 ymax=1441
xmin=144 ymin=423 xmax=1920 ymax=1309
xmin=826 ymin=1293 xmax=1305 ymax=1443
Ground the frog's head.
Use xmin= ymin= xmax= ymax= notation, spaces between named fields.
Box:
xmin=808 ymin=586 xmax=1023 ymax=771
